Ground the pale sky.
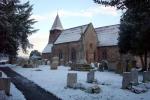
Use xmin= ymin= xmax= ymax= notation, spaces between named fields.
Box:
xmin=19 ymin=0 xmax=122 ymax=57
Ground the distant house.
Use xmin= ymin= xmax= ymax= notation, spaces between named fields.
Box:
xmin=42 ymin=14 xmax=120 ymax=70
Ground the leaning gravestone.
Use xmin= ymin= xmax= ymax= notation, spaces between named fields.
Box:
xmin=143 ymin=71 xmax=150 ymax=82
xmin=131 ymin=68 xmax=138 ymax=85
xmin=87 ymin=70 xmax=95 ymax=83
xmin=122 ymin=72 xmax=132 ymax=89
xmin=51 ymin=57 xmax=59 ymax=70
xmin=67 ymin=73 xmax=77 ymax=88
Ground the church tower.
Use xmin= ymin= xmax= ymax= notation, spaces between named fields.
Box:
xmin=48 ymin=14 xmax=63 ymax=44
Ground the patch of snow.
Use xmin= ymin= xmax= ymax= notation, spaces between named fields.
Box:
xmin=54 ymin=24 xmax=88 ymax=44
xmin=11 ymin=65 xmax=150 ymax=100
xmin=42 ymin=44 xmax=53 ymax=53
xmin=95 ymin=24 xmax=119 ymax=47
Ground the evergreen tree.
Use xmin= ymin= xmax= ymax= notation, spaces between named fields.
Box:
xmin=94 ymin=0 xmax=150 ymax=71
xmin=0 ymin=0 xmax=37 ymax=63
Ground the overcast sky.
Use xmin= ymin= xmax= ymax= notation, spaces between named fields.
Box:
xmin=19 ymin=0 xmax=122 ymax=57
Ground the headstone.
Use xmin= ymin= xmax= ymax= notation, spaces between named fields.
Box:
xmin=59 ymin=59 xmax=64 ymax=65
xmin=0 ymin=90 xmax=7 ymax=100
xmin=67 ymin=73 xmax=77 ymax=88
xmin=87 ymin=70 xmax=95 ymax=83
xmin=51 ymin=57 xmax=59 ymax=70
xmin=131 ymin=68 xmax=138 ymax=85
xmin=0 ymin=72 xmax=2 ymax=77
xmin=122 ymin=72 xmax=132 ymax=89
xmin=0 ymin=77 xmax=11 ymax=95
xmin=143 ymin=71 xmax=150 ymax=82
xmin=98 ymin=63 xmax=104 ymax=71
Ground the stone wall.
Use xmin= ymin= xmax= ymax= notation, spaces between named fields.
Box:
xmin=52 ymin=41 xmax=81 ymax=64
xmin=83 ymin=23 xmax=97 ymax=63
xmin=97 ymin=46 xmax=120 ymax=70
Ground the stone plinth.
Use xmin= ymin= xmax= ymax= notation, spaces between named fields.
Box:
xmin=122 ymin=72 xmax=132 ymax=89
xmin=67 ymin=73 xmax=77 ymax=88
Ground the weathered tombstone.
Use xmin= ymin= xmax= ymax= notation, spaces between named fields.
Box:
xmin=143 ymin=71 xmax=150 ymax=82
xmin=67 ymin=73 xmax=77 ymax=88
xmin=51 ymin=57 xmax=59 ymax=70
xmin=98 ymin=63 xmax=104 ymax=71
xmin=0 ymin=72 xmax=2 ymax=77
xmin=0 ymin=78 xmax=11 ymax=95
xmin=0 ymin=90 xmax=7 ymax=100
xmin=59 ymin=59 xmax=64 ymax=65
xmin=87 ymin=70 xmax=95 ymax=83
xmin=131 ymin=68 xmax=138 ymax=85
xmin=122 ymin=72 xmax=132 ymax=89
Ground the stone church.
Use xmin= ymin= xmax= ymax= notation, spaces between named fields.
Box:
xmin=42 ymin=14 xmax=120 ymax=70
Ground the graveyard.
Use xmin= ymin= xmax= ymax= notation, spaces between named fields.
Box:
xmin=0 ymin=63 xmax=150 ymax=100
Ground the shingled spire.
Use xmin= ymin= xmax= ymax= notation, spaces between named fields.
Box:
xmin=51 ymin=14 xmax=63 ymax=31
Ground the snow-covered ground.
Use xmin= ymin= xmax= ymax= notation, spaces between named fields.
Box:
xmin=0 ymin=71 xmax=26 ymax=100
xmin=10 ymin=65 xmax=150 ymax=100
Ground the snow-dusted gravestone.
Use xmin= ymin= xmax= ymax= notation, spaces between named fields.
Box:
xmin=67 ymin=73 xmax=77 ymax=88
xmin=122 ymin=72 xmax=132 ymax=89
xmin=0 ymin=90 xmax=7 ymax=100
xmin=131 ymin=68 xmax=138 ymax=85
xmin=0 ymin=77 xmax=11 ymax=95
xmin=0 ymin=72 xmax=2 ymax=77
xmin=51 ymin=57 xmax=59 ymax=70
xmin=143 ymin=71 xmax=150 ymax=82
xmin=87 ymin=70 xmax=95 ymax=83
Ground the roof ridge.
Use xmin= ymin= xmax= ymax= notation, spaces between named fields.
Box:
xmin=63 ymin=23 xmax=90 ymax=31
xmin=95 ymin=24 xmax=119 ymax=29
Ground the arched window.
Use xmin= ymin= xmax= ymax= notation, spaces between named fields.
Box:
xmin=71 ymin=48 xmax=76 ymax=62
xmin=59 ymin=50 xmax=63 ymax=59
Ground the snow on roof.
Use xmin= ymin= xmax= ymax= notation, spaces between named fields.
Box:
xmin=95 ymin=24 xmax=119 ymax=47
xmin=51 ymin=14 xmax=63 ymax=31
xmin=42 ymin=44 xmax=53 ymax=53
xmin=54 ymin=24 xmax=89 ymax=44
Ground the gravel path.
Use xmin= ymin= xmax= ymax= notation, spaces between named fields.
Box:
xmin=0 ymin=67 xmax=60 ymax=100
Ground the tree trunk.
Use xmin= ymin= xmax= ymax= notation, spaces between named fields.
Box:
xmin=144 ymin=50 xmax=148 ymax=71
xmin=140 ymin=55 xmax=144 ymax=70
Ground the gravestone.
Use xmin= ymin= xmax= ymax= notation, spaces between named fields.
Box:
xmin=87 ymin=70 xmax=95 ymax=83
xmin=122 ymin=72 xmax=132 ymax=89
xmin=0 ymin=77 xmax=11 ymax=95
xmin=143 ymin=71 xmax=150 ymax=82
xmin=0 ymin=72 xmax=2 ymax=77
xmin=51 ymin=57 xmax=59 ymax=70
xmin=0 ymin=90 xmax=7 ymax=100
xmin=67 ymin=73 xmax=77 ymax=88
xmin=131 ymin=68 xmax=138 ymax=85
xmin=59 ymin=59 xmax=64 ymax=65
xmin=98 ymin=63 xmax=104 ymax=71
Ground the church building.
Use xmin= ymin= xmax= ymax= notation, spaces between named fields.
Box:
xmin=42 ymin=14 xmax=120 ymax=70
